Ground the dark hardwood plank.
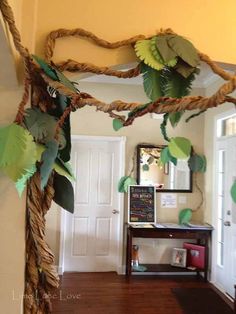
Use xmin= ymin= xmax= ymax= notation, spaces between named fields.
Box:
xmin=51 ymin=272 xmax=233 ymax=314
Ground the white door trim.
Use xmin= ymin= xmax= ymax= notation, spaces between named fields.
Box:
xmin=59 ymin=135 xmax=126 ymax=275
xmin=211 ymin=108 xmax=236 ymax=286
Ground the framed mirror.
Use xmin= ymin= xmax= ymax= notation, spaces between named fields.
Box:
xmin=137 ymin=144 xmax=192 ymax=192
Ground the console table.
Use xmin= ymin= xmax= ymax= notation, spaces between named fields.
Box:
xmin=126 ymin=224 xmax=213 ymax=281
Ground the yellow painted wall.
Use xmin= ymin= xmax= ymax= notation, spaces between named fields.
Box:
xmin=31 ymin=0 xmax=236 ymax=66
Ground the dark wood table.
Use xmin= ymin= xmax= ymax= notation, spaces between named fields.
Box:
xmin=126 ymin=224 xmax=212 ymax=281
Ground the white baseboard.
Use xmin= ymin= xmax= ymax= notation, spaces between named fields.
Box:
xmin=56 ymin=266 xmax=63 ymax=275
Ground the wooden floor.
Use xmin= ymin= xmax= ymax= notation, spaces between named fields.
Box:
xmin=51 ymin=272 xmax=233 ymax=314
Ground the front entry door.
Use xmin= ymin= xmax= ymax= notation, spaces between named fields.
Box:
xmin=63 ymin=136 xmax=124 ymax=272
xmin=215 ymin=136 xmax=236 ymax=298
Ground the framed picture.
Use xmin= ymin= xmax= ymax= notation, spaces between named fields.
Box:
xmin=128 ymin=185 xmax=156 ymax=223
xmin=171 ymin=248 xmax=187 ymax=268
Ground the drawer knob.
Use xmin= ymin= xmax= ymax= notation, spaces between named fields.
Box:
xmin=169 ymin=234 xmax=173 ymax=237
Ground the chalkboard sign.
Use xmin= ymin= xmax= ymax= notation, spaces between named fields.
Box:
xmin=128 ymin=185 xmax=156 ymax=223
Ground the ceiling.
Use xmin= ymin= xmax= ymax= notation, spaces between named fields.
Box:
xmin=79 ymin=61 xmax=231 ymax=89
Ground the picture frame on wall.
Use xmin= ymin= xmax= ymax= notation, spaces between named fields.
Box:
xmin=171 ymin=248 xmax=187 ymax=268
xmin=128 ymin=185 xmax=156 ymax=223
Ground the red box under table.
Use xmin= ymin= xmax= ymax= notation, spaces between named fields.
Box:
xmin=183 ymin=242 xmax=205 ymax=269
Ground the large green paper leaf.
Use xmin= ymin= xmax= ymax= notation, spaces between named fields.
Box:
xmin=113 ymin=119 xmax=123 ymax=131
xmin=135 ymin=40 xmax=164 ymax=71
xmin=140 ymin=63 xmax=164 ymax=101
xmin=15 ymin=164 xmax=36 ymax=197
xmin=24 ymin=108 xmax=65 ymax=148
xmin=174 ymin=59 xmax=196 ymax=78
xmin=179 ymin=208 xmax=192 ymax=224
xmin=118 ymin=176 xmax=136 ymax=193
xmin=156 ymin=35 xmax=178 ymax=63
xmin=188 ymin=154 xmax=206 ymax=172
xmin=167 ymin=35 xmax=200 ymax=68
xmin=230 ymin=181 xmax=236 ymax=203
xmin=40 ymin=140 xmax=59 ymax=189
xmin=53 ymin=172 xmax=74 ymax=213
xmin=152 ymin=36 xmax=177 ymax=67
xmin=54 ymin=68 xmax=78 ymax=93
xmin=0 ymin=123 xmax=33 ymax=167
xmin=168 ymin=137 xmax=191 ymax=159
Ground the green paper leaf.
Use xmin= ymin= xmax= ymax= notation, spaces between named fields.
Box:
xmin=167 ymin=35 xmax=200 ymax=68
xmin=169 ymin=112 xmax=184 ymax=128
xmin=118 ymin=176 xmax=136 ymax=193
xmin=188 ymin=154 xmax=206 ymax=172
xmin=160 ymin=113 xmax=170 ymax=142
xmin=32 ymin=55 xmax=58 ymax=81
xmin=174 ymin=59 xmax=196 ymax=78
xmin=140 ymin=62 xmax=164 ymax=101
xmin=54 ymin=158 xmax=75 ymax=181
xmin=162 ymin=67 xmax=196 ymax=98
xmin=53 ymin=172 xmax=74 ymax=213
xmin=15 ymin=164 xmax=37 ymax=197
xmin=40 ymin=140 xmax=59 ymax=189
xmin=113 ymin=119 xmax=123 ymax=131
xmin=230 ymin=181 xmax=236 ymax=203
xmin=160 ymin=146 xmax=177 ymax=166
xmin=200 ymin=155 xmax=207 ymax=173
xmin=151 ymin=36 xmax=177 ymax=67
xmin=54 ymin=68 xmax=78 ymax=93
xmin=156 ymin=35 xmax=178 ymax=63
xmin=169 ymin=137 xmax=192 ymax=159
xmin=24 ymin=108 xmax=66 ymax=148
xmin=135 ymin=39 xmax=164 ymax=71
xmin=0 ymin=124 xmax=32 ymax=167
xmin=179 ymin=208 xmax=192 ymax=224
xmin=142 ymin=164 xmax=149 ymax=171
xmin=123 ymin=177 xmax=137 ymax=192
xmin=160 ymin=147 xmax=170 ymax=164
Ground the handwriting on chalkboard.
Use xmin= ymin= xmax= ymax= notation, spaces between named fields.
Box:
xmin=128 ymin=186 xmax=156 ymax=223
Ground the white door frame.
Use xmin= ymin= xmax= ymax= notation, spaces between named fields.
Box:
xmin=59 ymin=135 xmax=126 ymax=275
xmin=211 ymin=108 xmax=236 ymax=292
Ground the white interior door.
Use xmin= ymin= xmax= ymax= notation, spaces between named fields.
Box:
xmin=215 ymin=136 xmax=236 ymax=298
xmin=62 ymin=136 xmax=125 ymax=272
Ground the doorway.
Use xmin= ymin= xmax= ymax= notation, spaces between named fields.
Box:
xmin=213 ymin=110 xmax=236 ymax=298
xmin=59 ymin=135 xmax=125 ymax=273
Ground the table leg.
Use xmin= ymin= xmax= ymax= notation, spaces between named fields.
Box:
xmin=126 ymin=230 xmax=132 ymax=277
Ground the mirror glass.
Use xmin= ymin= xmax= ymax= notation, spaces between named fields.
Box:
xmin=137 ymin=144 xmax=192 ymax=192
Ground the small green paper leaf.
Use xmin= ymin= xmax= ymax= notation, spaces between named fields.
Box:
xmin=179 ymin=208 xmax=192 ymax=224
xmin=32 ymin=55 xmax=58 ymax=81
xmin=135 ymin=39 xmax=164 ymax=71
xmin=142 ymin=164 xmax=149 ymax=171
xmin=54 ymin=68 xmax=78 ymax=93
xmin=118 ymin=176 xmax=129 ymax=193
xmin=123 ymin=177 xmax=136 ymax=192
xmin=188 ymin=154 xmax=206 ymax=172
xmin=113 ymin=119 xmax=123 ymax=131
xmin=230 ymin=181 xmax=236 ymax=203
xmin=169 ymin=137 xmax=191 ymax=159
xmin=167 ymin=35 xmax=200 ymax=68
xmin=40 ymin=140 xmax=59 ymax=189
xmin=169 ymin=112 xmax=184 ymax=128
xmin=118 ymin=176 xmax=136 ymax=193
xmin=53 ymin=172 xmax=74 ymax=213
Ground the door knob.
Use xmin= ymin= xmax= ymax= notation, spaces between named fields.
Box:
xmin=224 ymin=221 xmax=231 ymax=226
xmin=112 ymin=209 xmax=120 ymax=214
